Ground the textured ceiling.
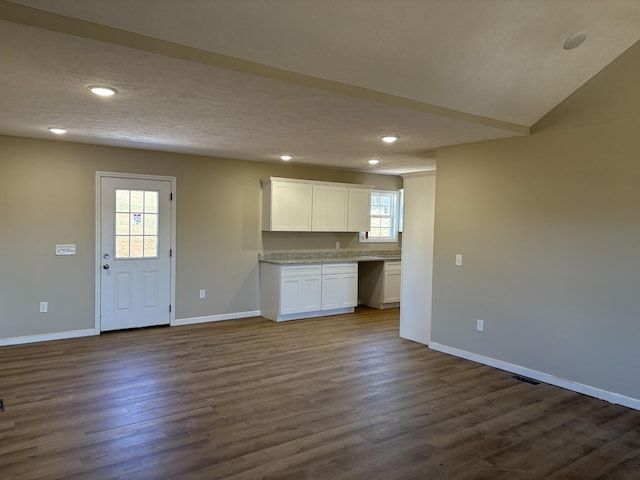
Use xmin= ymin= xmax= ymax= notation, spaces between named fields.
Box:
xmin=1 ymin=0 xmax=639 ymax=175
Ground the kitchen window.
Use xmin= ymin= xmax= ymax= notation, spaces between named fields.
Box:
xmin=359 ymin=190 xmax=400 ymax=243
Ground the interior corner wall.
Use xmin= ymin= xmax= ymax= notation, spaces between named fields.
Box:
xmin=0 ymin=136 xmax=401 ymax=341
xmin=399 ymin=173 xmax=435 ymax=345
xmin=431 ymin=40 xmax=640 ymax=401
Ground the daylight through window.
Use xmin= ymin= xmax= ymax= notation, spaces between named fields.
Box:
xmin=360 ymin=190 xmax=399 ymax=242
xmin=114 ymin=189 xmax=159 ymax=258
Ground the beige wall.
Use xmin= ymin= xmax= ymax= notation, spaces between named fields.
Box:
xmin=432 ymin=41 xmax=640 ymax=400
xmin=0 ymin=137 xmax=401 ymax=339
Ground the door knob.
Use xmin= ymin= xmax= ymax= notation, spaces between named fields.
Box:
xmin=103 ymin=264 xmax=110 ymax=270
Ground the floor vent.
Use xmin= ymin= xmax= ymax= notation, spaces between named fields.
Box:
xmin=512 ymin=375 xmax=540 ymax=385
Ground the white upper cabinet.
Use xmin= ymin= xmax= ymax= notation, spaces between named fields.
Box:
xmin=262 ymin=178 xmax=312 ymax=231
xmin=347 ymin=187 xmax=371 ymax=232
xmin=312 ymin=184 xmax=348 ymax=231
xmin=262 ymin=178 xmax=372 ymax=232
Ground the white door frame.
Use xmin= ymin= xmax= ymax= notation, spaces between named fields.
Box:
xmin=95 ymin=172 xmax=177 ymax=333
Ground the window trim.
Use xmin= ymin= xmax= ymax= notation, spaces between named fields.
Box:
xmin=359 ymin=189 xmax=400 ymax=243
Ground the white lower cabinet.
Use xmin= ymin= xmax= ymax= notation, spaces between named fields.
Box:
xmin=383 ymin=261 xmax=401 ymax=303
xmin=260 ymin=262 xmax=357 ymax=321
xmin=358 ymin=260 xmax=402 ymax=309
xmin=280 ymin=266 xmax=322 ymax=314
xmin=321 ymin=263 xmax=358 ymax=310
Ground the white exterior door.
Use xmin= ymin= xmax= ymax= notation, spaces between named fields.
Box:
xmin=99 ymin=176 xmax=173 ymax=331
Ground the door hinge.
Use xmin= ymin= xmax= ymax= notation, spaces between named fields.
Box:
xmin=170 ymin=192 xmax=173 ymax=201
xmin=170 ymin=248 xmax=172 ymax=257
xmin=169 ymin=304 xmax=172 ymax=313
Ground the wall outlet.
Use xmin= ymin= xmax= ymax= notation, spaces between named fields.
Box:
xmin=335 ymin=242 xmax=340 ymax=249
xmin=40 ymin=301 xmax=48 ymax=313
xmin=455 ymin=254 xmax=463 ymax=266
xmin=199 ymin=289 xmax=206 ymax=299
xmin=476 ymin=319 xmax=484 ymax=332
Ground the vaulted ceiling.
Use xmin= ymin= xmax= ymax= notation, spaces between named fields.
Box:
xmin=1 ymin=0 xmax=639 ymax=174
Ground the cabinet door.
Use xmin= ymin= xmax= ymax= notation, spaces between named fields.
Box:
xmin=280 ymin=276 xmax=302 ymax=314
xmin=348 ymin=188 xmax=371 ymax=232
xmin=271 ymin=182 xmax=294 ymax=231
xmin=290 ymin=183 xmax=313 ymax=231
xmin=271 ymin=181 xmax=312 ymax=231
xmin=312 ymin=185 xmax=348 ymax=231
xmin=312 ymin=185 xmax=330 ymax=231
xmin=339 ymin=272 xmax=358 ymax=307
xmin=329 ymin=187 xmax=348 ymax=231
xmin=300 ymin=275 xmax=322 ymax=312
xmin=383 ymin=262 xmax=402 ymax=303
xmin=321 ymin=274 xmax=341 ymax=310
xmin=322 ymin=263 xmax=358 ymax=310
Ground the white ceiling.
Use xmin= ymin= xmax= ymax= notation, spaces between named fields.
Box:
xmin=1 ymin=0 xmax=639 ymax=175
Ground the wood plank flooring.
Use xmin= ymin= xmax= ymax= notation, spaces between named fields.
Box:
xmin=1 ymin=307 xmax=639 ymax=479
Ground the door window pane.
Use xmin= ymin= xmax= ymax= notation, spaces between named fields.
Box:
xmin=144 ymin=191 xmax=159 ymax=213
xmin=115 ymin=189 xmax=159 ymax=259
xmin=144 ymin=214 xmax=158 ymax=235
xmin=115 ymin=213 xmax=129 ymax=235
xmin=116 ymin=190 xmax=130 ymax=212
xmin=144 ymin=236 xmax=157 ymax=257
xmin=116 ymin=236 xmax=130 ymax=258
xmin=130 ymin=236 xmax=144 ymax=258
xmin=130 ymin=190 xmax=144 ymax=212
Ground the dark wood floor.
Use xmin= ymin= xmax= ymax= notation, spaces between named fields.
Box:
xmin=1 ymin=307 xmax=639 ymax=479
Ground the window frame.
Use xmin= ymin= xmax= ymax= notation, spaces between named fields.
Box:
xmin=359 ymin=189 xmax=400 ymax=243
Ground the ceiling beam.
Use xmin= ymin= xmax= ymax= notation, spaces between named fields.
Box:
xmin=0 ymin=0 xmax=529 ymax=136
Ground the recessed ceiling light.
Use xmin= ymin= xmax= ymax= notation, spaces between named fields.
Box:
xmin=48 ymin=127 xmax=67 ymax=135
xmin=280 ymin=154 xmax=292 ymax=161
xmin=368 ymin=159 xmax=380 ymax=165
xmin=382 ymin=136 xmax=398 ymax=143
xmin=563 ymin=31 xmax=587 ymax=50
xmin=88 ymin=85 xmax=118 ymax=97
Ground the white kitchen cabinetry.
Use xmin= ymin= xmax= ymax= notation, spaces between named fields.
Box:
xmin=312 ymin=185 xmax=348 ymax=231
xmin=279 ymin=265 xmax=321 ymax=314
xmin=321 ymin=263 xmax=358 ymax=310
xmin=262 ymin=178 xmax=371 ymax=232
xmin=358 ymin=260 xmax=402 ymax=309
xmin=261 ymin=178 xmax=312 ymax=231
xmin=260 ymin=262 xmax=357 ymax=321
xmin=348 ymin=187 xmax=371 ymax=232
xmin=382 ymin=261 xmax=401 ymax=303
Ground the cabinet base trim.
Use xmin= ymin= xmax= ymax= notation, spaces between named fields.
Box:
xmin=360 ymin=301 xmax=400 ymax=310
xmin=266 ymin=307 xmax=355 ymax=322
xmin=174 ymin=310 xmax=261 ymax=326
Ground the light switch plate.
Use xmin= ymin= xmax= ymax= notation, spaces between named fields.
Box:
xmin=56 ymin=244 xmax=76 ymax=256
xmin=455 ymin=254 xmax=463 ymax=266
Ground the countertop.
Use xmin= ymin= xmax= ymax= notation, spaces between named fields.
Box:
xmin=259 ymin=249 xmax=401 ymax=265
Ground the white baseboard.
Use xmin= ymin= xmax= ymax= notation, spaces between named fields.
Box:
xmin=270 ymin=307 xmax=354 ymax=322
xmin=429 ymin=342 xmax=640 ymax=411
xmin=173 ymin=310 xmax=261 ymax=327
xmin=0 ymin=328 xmax=97 ymax=347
